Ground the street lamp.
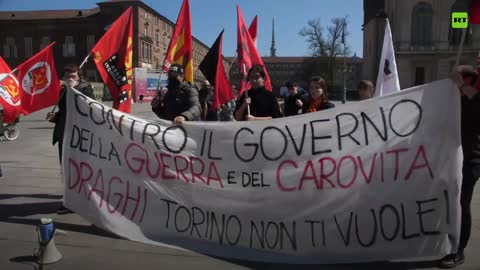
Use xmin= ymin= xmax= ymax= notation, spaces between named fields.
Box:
xmin=341 ymin=19 xmax=347 ymax=104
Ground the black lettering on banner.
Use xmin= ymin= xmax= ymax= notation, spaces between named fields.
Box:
xmin=280 ymin=222 xmax=297 ymax=250
xmin=334 ymin=212 xmax=353 ymax=246
xmin=266 ymin=221 xmax=279 ymax=249
xmin=161 ymin=198 xmax=178 ymax=229
xmin=200 ymin=130 xmax=207 ymax=157
xmin=109 ymin=143 xmax=122 ymax=166
xmin=175 ymin=206 xmax=192 ymax=233
xmin=226 ymin=215 xmax=242 ymax=246
xmin=227 ymin=171 xmax=236 ymax=184
xmin=310 ymin=119 xmax=332 ymax=155
xmin=336 ymin=113 xmax=360 ymax=151
xmin=388 ymin=99 xmax=422 ymax=137
xmin=129 ymin=118 xmax=137 ymax=141
xmin=416 ymin=198 xmax=441 ymax=235
xmin=70 ymin=124 xmax=81 ymax=149
xmin=355 ymin=210 xmax=377 ymax=247
xmin=209 ymin=212 xmax=226 ymax=244
xmin=142 ymin=123 xmax=162 ymax=150
xmin=234 ymin=128 xmax=258 ymax=162
xmin=305 ymin=220 xmax=319 ymax=247
xmin=79 ymin=128 xmax=90 ymax=152
xmin=401 ymin=204 xmax=420 ymax=240
xmin=89 ymin=101 xmax=107 ymax=125
xmin=74 ymin=93 xmax=88 ymax=117
xmin=208 ymin=131 xmax=222 ymax=160
xmin=162 ymin=125 xmax=187 ymax=154
xmin=285 ymin=124 xmax=306 ymax=155
xmin=190 ymin=207 xmax=204 ymax=238
xmin=260 ymin=126 xmax=287 ymax=161
xmin=361 ymin=107 xmax=388 ymax=145
xmin=379 ymin=204 xmax=400 ymax=241
xmin=250 ymin=220 xmax=265 ymax=248
xmin=105 ymin=109 xmax=125 ymax=134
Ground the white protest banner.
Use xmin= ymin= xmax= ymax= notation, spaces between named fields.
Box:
xmin=63 ymin=79 xmax=462 ymax=264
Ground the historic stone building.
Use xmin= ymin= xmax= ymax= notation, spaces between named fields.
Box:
xmin=363 ymin=0 xmax=480 ymax=89
xmin=0 ymin=0 xmax=221 ymax=85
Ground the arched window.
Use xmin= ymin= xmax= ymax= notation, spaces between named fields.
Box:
xmin=411 ymin=2 xmax=433 ymax=46
xmin=449 ymin=1 xmax=472 ymax=46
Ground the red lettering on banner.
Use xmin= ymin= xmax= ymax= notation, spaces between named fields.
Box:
xmin=275 ymin=145 xmax=434 ymax=192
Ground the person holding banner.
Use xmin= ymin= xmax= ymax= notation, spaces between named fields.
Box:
xmin=46 ymin=64 xmax=95 ymax=215
xmin=302 ymin=76 xmax=335 ymax=113
xmin=234 ymin=64 xmax=282 ymax=121
xmin=439 ymin=65 xmax=480 ymax=268
xmin=151 ymin=64 xmax=201 ymax=124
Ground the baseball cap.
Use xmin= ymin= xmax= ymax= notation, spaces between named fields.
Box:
xmin=169 ymin=64 xmax=184 ymax=75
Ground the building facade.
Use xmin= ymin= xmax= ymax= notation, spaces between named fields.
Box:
xmin=363 ymin=0 xmax=480 ymax=89
xmin=227 ymin=56 xmax=363 ymax=99
xmin=0 ymin=0 xmax=220 ymax=86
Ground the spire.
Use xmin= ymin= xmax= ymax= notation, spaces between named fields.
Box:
xmin=270 ymin=17 xmax=277 ymax=57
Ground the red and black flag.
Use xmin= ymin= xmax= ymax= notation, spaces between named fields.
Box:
xmin=92 ymin=7 xmax=133 ymax=113
xmin=199 ymin=30 xmax=235 ymax=111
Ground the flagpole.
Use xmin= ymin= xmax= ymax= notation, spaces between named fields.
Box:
xmin=454 ymin=28 xmax=467 ymax=67
xmin=0 ymin=68 xmax=18 ymax=85
xmin=49 ymin=53 xmax=91 ymax=114
xmin=242 ymin=63 xmax=250 ymax=116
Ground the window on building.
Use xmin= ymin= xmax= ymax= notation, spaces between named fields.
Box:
xmin=144 ymin=11 xmax=148 ymax=19
xmin=3 ymin=37 xmax=17 ymax=58
xmin=87 ymin=35 xmax=95 ymax=53
xmin=141 ymin=41 xmax=152 ymax=63
xmin=155 ymin=32 xmax=160 ymax=47
xmin=63 ymin=36 xmax=76 ymax=57
xmin=144 ymin=24 xmax=148 ymax=36
xmin=24 ymin=37 xmax=33 ymax=57
xmin=411 ymin=2 xmax=433 ymax=46
xmin=40 ymin=36 xmax=50 ymax=50
xmin=414 ymin=67 xmax=425 ymax=86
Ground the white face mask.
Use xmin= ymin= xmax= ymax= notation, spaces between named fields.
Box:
xmin=66 ymin=79 xmax=79 ymax=88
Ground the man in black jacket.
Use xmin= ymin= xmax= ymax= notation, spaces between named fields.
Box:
xmin=283 ymin=81 xmax=304 ymax=117
xmin=439 ymin=65 xmax=480 ymax=268
xmin=46 ymin=64 xmax=95 ymax=214
xmin=151 ymin=64 xmax=201 ymax=124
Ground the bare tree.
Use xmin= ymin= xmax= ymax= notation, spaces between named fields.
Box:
xmin=299 ymin=19 xmax=326 ymax=56
xmin=300 ymin=16 xmax=352 ymax=89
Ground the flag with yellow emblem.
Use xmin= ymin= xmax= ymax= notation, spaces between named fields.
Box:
xmin=0 ymin=56 xmax=22 ymax=123
xmin=16 ymin=42 xmax=61 ymax=115
xmin=92 ymin=7 xmax=133 ymax=113
xmin=163 ymin=0 xmax=193 ymax=83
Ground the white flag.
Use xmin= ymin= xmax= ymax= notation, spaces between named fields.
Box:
xmin=375 ymin=19 xmax=400 ymax=97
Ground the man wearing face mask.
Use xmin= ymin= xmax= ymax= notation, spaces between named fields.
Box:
xmin=46 ymin=64 xmax=95 ymax=214
xmin=234 ymin=64 xmax=281 ymax=121
xmin=151 ymin=64 xmax=201 ymax=124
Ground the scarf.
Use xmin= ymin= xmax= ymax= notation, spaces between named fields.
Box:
xmin=306 ymin=96 xmax=325 ymax=113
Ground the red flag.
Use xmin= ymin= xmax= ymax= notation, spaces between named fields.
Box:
xmin=16 ymin=42 xmax=61 ymax=115
xmin=249 ymin=15 xmax=258 ymax=47
xmin=199 ymin=30 xmax=235 ymax=111
xmin=469 ymin=0 xmax=480 ymax=24
xmin=92 ymin=7 xmax=133 ymax=113
xmin=163 ymin=0 xmax=193 ymax=83
xmin=0 ymin=57 xmax=22 ymax=123
xmin=237 ymin=5 xmax=272 ymax=95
